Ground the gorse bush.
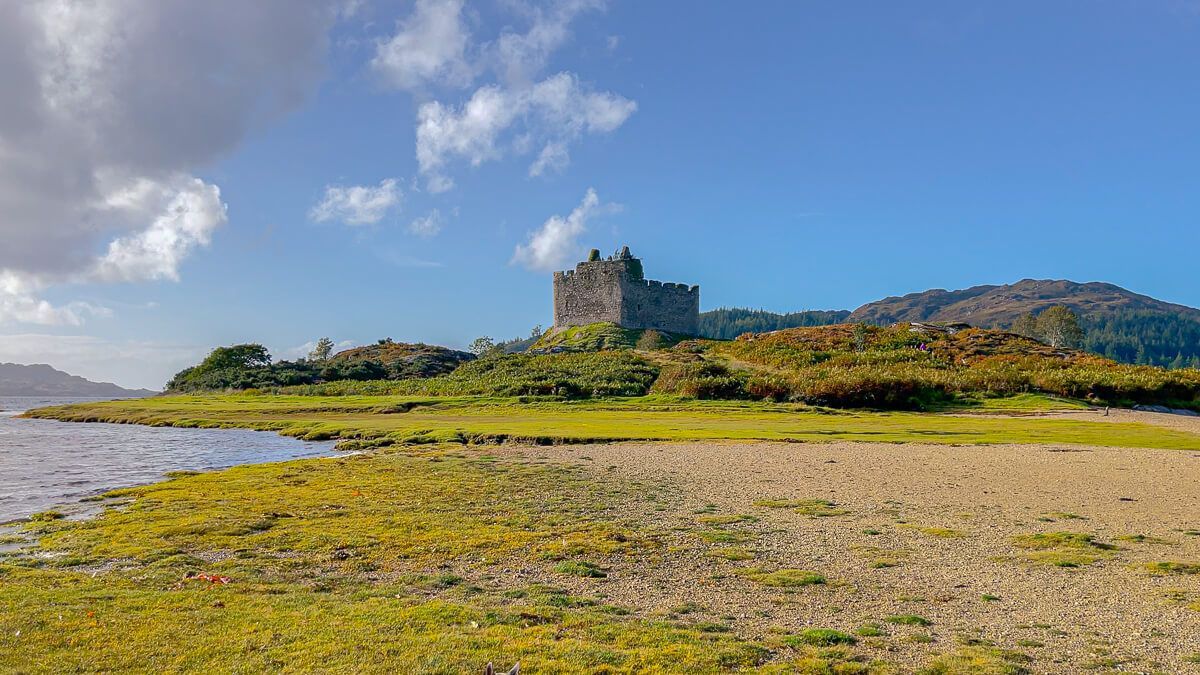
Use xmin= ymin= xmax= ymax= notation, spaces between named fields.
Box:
xmin=651 ymin=361 xmax=747 ymax=399
xmin=706 ymin=324 xmax=1200 ymax=409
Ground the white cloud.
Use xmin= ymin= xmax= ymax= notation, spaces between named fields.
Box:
xmin=310 ymin=178 xmax=403 ymax=225
xmin=416 ymin=72 xmax=635 ymax=190
xmin=371 ymin=0 xmax=474 ymax=91
xmin=529 ymin=141 xmax=570 ymax=177
xmin=408 ymin=209 xmax=445 ymax=237
xmin=489 ymin=0 xmax=603 ymax=84
xmin=0 ymin=271 xmax=112 ymax=326
xmin=512 ymin=187 xmax=617 ymax=271
xmin=374 ymin=0 xmax=632 ymax=191
xmin=94 ymin=175 xmax=228 ymax=282
xmin=0 ymin=0 xmax=342 ymax=325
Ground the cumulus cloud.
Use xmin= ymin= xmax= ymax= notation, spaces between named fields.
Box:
xmin=512 ymin=188 xmax=617 ymax=271
xmin=310 ymin=178 xmax=403 ymax=226
xmin=416 ymin=73 xmax=635 ymax=190
xmin=371 ymin=0 xmax=474 ymax=91
xmin=0 ymin=0 xmax=342 ymax=325
xmin=0 ymin=272 xmax=112 ymax=326
xmin=408 ymin=209 xmax=445 ymax=237
xmin=374 ymin=0 xmax=633 ymax=191
xmin=93 ymin=176 xmax=228 ymax=282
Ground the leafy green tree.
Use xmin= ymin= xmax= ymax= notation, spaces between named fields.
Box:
xmin=1011 ymin=312 xmax=1039 ymax=338
xmin=1035 ymin=306 xmax=1084 ymax=349
xmin=530 ymin=325 xmax=544 ymax=339
xmin=309 ymin=337 xmax=335 ymax=362
xmin=1170 ymin=352 xmax=1186 ymax=370
xmin=469 ymin=336 xmax=496 ymax=356
xmin=199 ymin=344 xmax=272 ymax=371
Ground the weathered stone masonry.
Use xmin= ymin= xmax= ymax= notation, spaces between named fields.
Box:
xmin=553 ymin=246 xmax=699 ymax=335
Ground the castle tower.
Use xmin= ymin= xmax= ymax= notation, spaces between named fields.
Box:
xmin=552 ymin=247 xmax=699 ymax=335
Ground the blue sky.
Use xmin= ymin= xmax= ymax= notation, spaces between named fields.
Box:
xmin=2 ymin=1 xmax=1199 ymax=389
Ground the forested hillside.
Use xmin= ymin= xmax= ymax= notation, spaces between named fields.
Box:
xmin=698 ymin=308 xmax=850 ymax=340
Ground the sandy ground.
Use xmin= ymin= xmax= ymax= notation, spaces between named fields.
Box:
xmin=497 ymin=427 xmax=1200 ymax=673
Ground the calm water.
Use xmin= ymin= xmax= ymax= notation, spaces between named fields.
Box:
xmin=0 ymin=396 xmax=337 ymax=523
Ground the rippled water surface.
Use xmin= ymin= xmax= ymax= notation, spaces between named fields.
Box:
xmin=0 ymin=396 xmax=336 ymax=523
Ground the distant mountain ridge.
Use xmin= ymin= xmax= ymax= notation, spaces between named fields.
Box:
xmin=0 ymin=363 xmax=155 ymax=397
xmin=848 ymin=279 xmax=1200 ymax=326
xmin=701 ymin=279 xmax=1200 ymax=368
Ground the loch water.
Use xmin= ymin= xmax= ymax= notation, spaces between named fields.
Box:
xmin=0 ymin=396 xmax=336 ymax=523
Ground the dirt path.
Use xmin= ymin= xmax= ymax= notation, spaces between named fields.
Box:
xmin=500 ymin=438 xmax=1200 ymax=673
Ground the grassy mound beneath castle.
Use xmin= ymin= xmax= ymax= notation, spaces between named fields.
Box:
xmin=529 ymin=322 xmax=688 ymax=352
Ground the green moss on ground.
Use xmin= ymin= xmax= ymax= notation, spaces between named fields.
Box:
xmin=1012 ymin=532 xmax=1118 ymax=567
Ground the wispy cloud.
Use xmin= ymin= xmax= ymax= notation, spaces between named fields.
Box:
xmin=512 ymin=187 xmax=619 ymax=272
xmin=310 ymin=178 xmax=403 ymax=226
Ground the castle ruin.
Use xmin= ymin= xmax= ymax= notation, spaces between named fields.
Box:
xmin=553 ymin=246 xmax=699 ymax=335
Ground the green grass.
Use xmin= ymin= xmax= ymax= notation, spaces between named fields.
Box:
xmin=697 ymin=514 xmax=758 ymax=525
xmin=1012 ymin=532 xmax=1117 ymax=567
xmin=1137 ymin=561 xmax=1200 ymax=575
xmin=1116 ymin=534 xmax=1175 ymax=546
xmin=28 ymin=394 xmax=1200 ymax=451
xmin=707 ymin=547 xmax=755 ymax=561
xmin=752 ymin=498 xmax=850 ymax=516
xmin=919 ymin=646 xmax=1031 ymax=674
xmin=886 ymin=614 xmax=932 ymax=627
xmin=531 ymin=323 xmax=688 ymax=352
xmin=554 ymin=561 xmax=608 ymax=578
xmin=737 ymin=568 xmax=827 ymax=588
xmin=783 ymin=628 xmax=858 ymax=647
xmin=942 ymin=393 xmax=1090 ymax=412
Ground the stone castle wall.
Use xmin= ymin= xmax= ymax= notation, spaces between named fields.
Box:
xmin=552 ymin=250 xmax=699 ymax=335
